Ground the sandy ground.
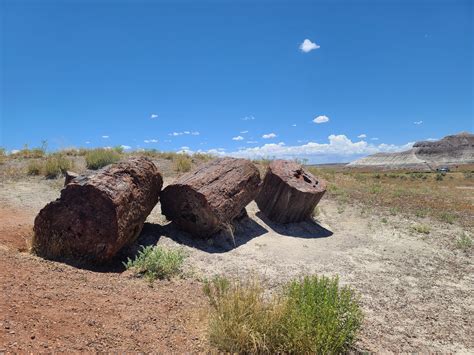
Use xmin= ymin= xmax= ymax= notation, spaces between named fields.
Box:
xmin=0 ymin=176 xmax=473 ymax=352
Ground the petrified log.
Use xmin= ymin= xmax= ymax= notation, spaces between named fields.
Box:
xmin=63 ymin=170 xmax=78 ymax=186
xmin=33 ymin=157 xmax=163 ymax=262
xmin=160 ymin=158 xmax=261 ymax=237
xmin=255 ymin=160 xmax=326 ymax=223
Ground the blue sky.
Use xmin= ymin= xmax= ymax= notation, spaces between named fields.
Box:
xmin=2 ymin=0 xmax=473 ymax=162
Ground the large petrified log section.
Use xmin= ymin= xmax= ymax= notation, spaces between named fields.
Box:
xmin=161 ymin=158 xmax=261 ymax=237
xmin=255 ymin=160 xmax=326 ymax=223
xmin=33 ymin=157 xmax=163 ymax=262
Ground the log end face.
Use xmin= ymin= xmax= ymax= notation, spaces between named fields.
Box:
xmin=256 ymin=160 xmax=326 ymax=223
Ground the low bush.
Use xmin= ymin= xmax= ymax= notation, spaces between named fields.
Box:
xmin=43 ymin=155 xmax=73 ymax=178
xmin=204 ymin=275 xmax=362 ymax=353
xmin=174 ymin=154 xmax=192 ymax=173
xmin=412 ymin=224 xmax=430 ymax=234
xmin=124 ymin=245 xmax=186 ymax=281
xmin=27 ymin=160 xmax=43 ymax=176
xmin=85 ymin=148 xmax=121 ymax=170
xmin=456 ymin=233 xmax=472 ymax=251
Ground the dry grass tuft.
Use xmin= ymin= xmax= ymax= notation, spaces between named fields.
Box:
xmin=204 ymin=275 xmax=362 ymax=353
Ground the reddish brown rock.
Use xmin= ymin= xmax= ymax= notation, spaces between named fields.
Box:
xmin=160 ymin=158 xmax=261 ymax=237
xmin=33 ymin=157 xmax=163 ymax=263
xmin=63 ymin=170 xmax=79 ymax=186
xmin=255 ymin=160 xmax=326 ymax=223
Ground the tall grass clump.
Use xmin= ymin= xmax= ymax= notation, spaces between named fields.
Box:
xmin=174 ymin=153 xmax=192 ymax=173
xmin=204 ymin=275 xmax=362 ymax=353
xmin=85 ymin=148 xmax=121 ymax=170
xmin=27 ymin=160 xmax=43 ymax=175
xmin=43 ymin=155 xmax=73 ymax=178
xmin=124 ymin=245 xmax=186 ymax=281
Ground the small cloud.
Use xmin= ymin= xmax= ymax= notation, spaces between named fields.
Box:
xmin=144 ymin=139 xmax=158 ymax=143
xmin=247 ymin=141 xmax=258 ymax=144
xmin=241 ymin=115 xmax=255 ymax=121
xmin=313 ymin=115 xmax=329 ymax=124
xmin=168 ymin=131 xmax=200 ymax=136
xmin=371 ymin=137 xmax=379 ymax=141
xmin=292 ymin=124 xmax=297 ymax=127
xmin=121 ymin=145 xmax=132 ymax=150
xmin=262 ymin=133 xmax=277 ymax=139
xmin=299 ymin=39 xmax=320 ymax=53
xmin=180 ymin=146 xmax=190 ymax=150
xmin=357 ymin=134 xmax=367 ymax=139
xmin=232 ymin=136 xmax=244 ymax=141
xmin=85 ymin=141 xmax=91 ymax=144
xmin=240 ymin=130 xmax=248 ymax=134
xmin=150 ymin=113 xmax=159 ymax=119
xmin=102 ymin=135 xmax=109 ymax=139
xmin=414 ymin=120 xmax=423 ymax=125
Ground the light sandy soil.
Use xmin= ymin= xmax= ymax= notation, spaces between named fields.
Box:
xmin=1 ymin=175 xmax=473 ymax=352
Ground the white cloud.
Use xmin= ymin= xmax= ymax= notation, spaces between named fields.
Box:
xmin=102 ymin=135 xmax=109 ymax=139
xmin=414 ymin=120 xmax=423 ymax=125
xmin=313 ymin=115 xmax=329 ymax=124
xmin=371 ymin=137 xmax=379 ymax=141
xmin=85 ymin=141 xmax=91 ymax=144
xmin=299 ymin=39 xmax=320 ymax=53
xmin=121 ymin=145 xmax=131 ymax=150
xmin=144 ymin=139 xmax=158 ymax=143
xmin=232 ymin=136 xmax=244 ymax=141
xmin=181 ymin=146 xmax=190 ymax=150
xmin=150 ymin=113 xmax=158 ymax=119
xmin=247 ymin=141 xmax=258 ymax=144
xmin=10 ymin=149 xmax=20 ymax=154
xmin=292 ymin=124 xmax=297 ymax=127
xmin=241 ymin=115 xmax=255 ymax=121
xmin=357 ymin=134 xmax=367 ymax=139
xmin=262 ymin=133 xmax=277 ymax=139
xmin=219 ymin=134 xmax=414 ymax=163
xmin=240 ymin=130 xmax=248 ymax=134
xmin=169 ymin=131 xmax=200 ymax=136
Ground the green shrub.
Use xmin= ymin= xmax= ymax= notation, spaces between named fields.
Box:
xmin=435 ymin=173 xmax=444 ymax=181
xmin=439 ymin=212 xmax=457 ymax=224
xmin=85 ymin=148 xmax=121 ymax=170
xmin=43 ymin=155 xmax=73 ymax=178
xmin=27 ymin=160 xmax=43 ymax=176
xmin=412 ymin=224 xmax=430 ymax=234
xmin=174 ymin=154 xmax=192 ymax=173
xmin=124 ymin=245 xmax=186 ymax=281
xmin=204 ymin=275 xmax=362 ymax=353
xmin=456 ymin=233 xmax=472 ymax=251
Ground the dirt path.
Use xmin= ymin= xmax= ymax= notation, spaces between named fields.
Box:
xmin=0 ymin=203 xmax=209 ymax=352
xmin=1 ymin=177 xmax=473 ymax=352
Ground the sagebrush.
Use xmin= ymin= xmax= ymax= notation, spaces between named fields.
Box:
xmin=124 ymin=245 xmax=186 ymax=280
xmin=85 ymin=148 xmax=121 ymax=169
xmin=204 ymin=275 xmax=362 ymax=353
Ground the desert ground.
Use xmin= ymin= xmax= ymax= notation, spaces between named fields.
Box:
xmin=0 ymin=154 xmax=473 ymax=352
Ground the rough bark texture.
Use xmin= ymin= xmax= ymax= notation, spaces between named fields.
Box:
xmin=255 ymin=160 xmax=326 ymax=223
xmin=160 ymin=158 xmax=261 ymax=237
xmin=63 ymin=170 xmax=79 ymax=186
xmin=33 ymin=157 xmax=163 ymax=263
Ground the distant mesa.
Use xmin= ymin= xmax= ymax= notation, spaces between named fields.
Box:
xmin=348 ymin=132 xmax=474 ymax=170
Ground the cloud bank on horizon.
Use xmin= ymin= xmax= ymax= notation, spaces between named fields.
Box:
xmin=179 ymin=134 xmax=415 ymax=164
